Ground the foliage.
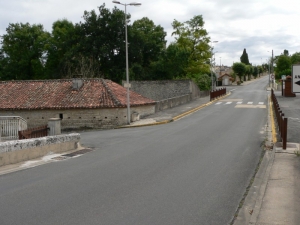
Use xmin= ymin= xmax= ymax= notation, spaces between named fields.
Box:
xmin=171 ymin=15 xmax=211 ymax=75
xmin=1 ymin=22 xmax=50 ymax=80
xmin=252 ymin=66 xmax=258 ymax=78
xmin=184 ymin=73 xmax=211 ymax=90
xmin=45 ymin=19 xmax=78 ymax=79
xmin=232 ymin=62 xmax=246 ymax=81
xmin=275 ymin=55 xmax=291 ymax=77
xmin=240 ymin=48 xmax=250 ymax=65
xmin=149 ymin=43 xmax=190 ymax=80
xmin=291 ymin=52 xmax=300 ymax=64
xmin=129 ymin=17 xmax=166 ymax=80
xmin=0 ymin=4 xmax=214 ymax=84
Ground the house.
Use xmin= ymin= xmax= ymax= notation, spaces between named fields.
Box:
xmin=0 ymin=78 xmax=156 ymax=130
xmin=218 ymin=73 xmax=233 ymax=86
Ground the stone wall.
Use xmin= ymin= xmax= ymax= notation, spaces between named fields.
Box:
xmin=0 ymin=133 xmax=80 ymax=166
xmin=0 ymin=105 xmax=155 ymax=130
xmin=129 ymin=80 xmax=199 ymax=101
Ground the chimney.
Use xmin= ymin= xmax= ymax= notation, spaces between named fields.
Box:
xmin=72 ymin=75 xmax=83 ymax=90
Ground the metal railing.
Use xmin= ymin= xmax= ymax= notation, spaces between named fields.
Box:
xmin=271 ymin=89 xmax=288 ymax=149
xmin=210 ymin=88 xmax=226 ymax=101
xmin=0 ymin=116 xmax=27 ymax=141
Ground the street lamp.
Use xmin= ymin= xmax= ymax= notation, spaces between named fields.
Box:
xmin=112 ymin=1 xmax=141 ymax=124
xmin=210 ymin=41 xmax=218 ymax=90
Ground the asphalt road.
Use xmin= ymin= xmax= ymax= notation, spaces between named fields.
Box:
xmin=0 ymin=77 xmax=268 ymax=225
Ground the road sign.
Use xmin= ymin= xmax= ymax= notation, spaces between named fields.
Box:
xmin=292 ymin=65 xmax=300 ymax=93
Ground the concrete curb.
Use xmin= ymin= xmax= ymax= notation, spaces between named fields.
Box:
xmin=118 ymin=91 xmax=231 ymax=128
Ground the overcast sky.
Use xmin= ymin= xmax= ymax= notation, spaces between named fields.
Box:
xmin=1 ymin=0 xmax=299 ymax=66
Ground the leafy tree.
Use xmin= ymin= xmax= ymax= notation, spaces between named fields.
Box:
xmin=74 ymin=4 xmax=128 ymax=82
xmin=129 ymin=17 xmax=166 ymax=80
xmin=45 ymin=19 xmax=78 ymax=79
xmin=275 ymin=55 xmax=291 ymax=73
xmin=1 ymin=22 xmax=50 ymax=80
xmin=171 ymin=15 xmax=211 ymax=75
xmin=240 ymin=48 xmax=250 ymax=65
xmin=252 ymin=66 xmax=258 ymax=78
xmin=232 ymin=62 xmax=246 ymax=82
xmin=149 ymin=43 xmax=190 ymax=80
xmin=245 ymin=65 xmax=252 ymax=80
xmin=291 ymin=52 xmax=300 ymax=64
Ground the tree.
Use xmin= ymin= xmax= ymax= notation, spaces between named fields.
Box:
xmin=291 ymin=52 xmax=300 ymax=64
xmin=275 ymin=54 xmax=291 ymax=79
xmin=45 ymin=19 xmax=78 ymax=79
xmin=74 ymin=4 xmax=128 ymax=82
xmin=245 ymin=65 xmax=253 ymax=81
xmin=149 ymin=43 xmax=190 ymax=80
xmin=129 ymin=17 xmax=166 ymax=80
xmin=252 ymin=66 xmax=258 ymax=78
xmin=171 ymin=15 xmax=211 ymax=75
xmin=232 ymin=62 xmax=246 ymax=82
xmin=240 ymin=48 xmax=250 ymax=65
xmin=1 ymin=23 xmax=50 ymax=80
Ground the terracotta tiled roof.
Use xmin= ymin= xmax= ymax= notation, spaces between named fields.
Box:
xmin=0 ymin=79 xmax=155 ymax=110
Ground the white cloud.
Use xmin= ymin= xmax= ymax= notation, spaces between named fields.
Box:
xmin=1 ymin=0 xmax=300 ymax=66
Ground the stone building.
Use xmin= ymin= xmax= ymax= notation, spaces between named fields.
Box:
xmin=0 ymin=78 xmax=156 ymax=130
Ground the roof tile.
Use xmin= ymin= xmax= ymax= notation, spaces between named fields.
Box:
xmin=0 ymin=79 xmax=155 ymax=110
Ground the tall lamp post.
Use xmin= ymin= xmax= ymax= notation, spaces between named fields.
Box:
xmin=210 ymin=41 xmax=218 ymax=90
xmin=113 ymin=1 xmax=141 ymax=124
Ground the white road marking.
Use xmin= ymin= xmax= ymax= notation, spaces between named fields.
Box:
xmin=247 ymin=102 xmax=253 ymax=104
xmin=258 ymin=102 xmax=264 ymax=105
xmin=225 ymin=102 xmax=232 ymax=104
xmin=215 ymin=102 xmax=222 ymax=105
xmin=236 ymin=102 xmax=242 ymax=104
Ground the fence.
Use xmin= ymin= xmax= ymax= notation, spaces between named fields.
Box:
xmin=18 ymin=125 xmax=48 ymax=140
xmin=0 ymin=116 xmax=27 ymax=141
xmin=271 ymin=89 xmax=288 ymax=149
xmin=210 ymin=88 xmax=226 ymax=101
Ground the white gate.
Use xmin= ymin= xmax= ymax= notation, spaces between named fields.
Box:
xmin=0 ymin=116 xmax=27 ymax=141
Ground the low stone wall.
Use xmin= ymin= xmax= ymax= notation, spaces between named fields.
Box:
xmin=155 ymin=94 xmax=192 ymax=112
xmin=155 ymin=91 xmax=210 ymax=112
xmin=0 ymin=133 xmax=80 ymax=167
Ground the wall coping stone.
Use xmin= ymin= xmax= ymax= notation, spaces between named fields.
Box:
xmin=0 ymin=133 xmax=80 ymax=154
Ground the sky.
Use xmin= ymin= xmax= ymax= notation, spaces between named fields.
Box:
xmin=1 ymin=0 xmax=299 ymax=67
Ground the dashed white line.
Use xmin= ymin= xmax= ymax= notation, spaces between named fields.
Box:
xmin=247 ymin=102 xmax=253 ymax=105
xmin=225 ymin=102 xmax=232 ymax=105
xmin=236 ymin=102 xmax=242 ymax=104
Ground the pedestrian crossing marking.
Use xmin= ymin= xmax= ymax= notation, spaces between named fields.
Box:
xmin=258 ymin=102 xmax=264 ymax=105
xmin=237 ymin=102 xmax=242 ymax=104
xmin=219 ymin=99 xmax=243 ymax=102
xmin=225 ymin=102 xmax=232 ymax=105
xmin=247 ymin=102 xmax=253 ymax=104
xmin=215 ymin=102 xmax=222 ymax=105
xmin=235 ymin=105 xmax=266 ymax=109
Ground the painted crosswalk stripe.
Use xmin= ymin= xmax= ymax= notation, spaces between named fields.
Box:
xmin=215 ymin=102 xmax=222 ymax=105
xmin=225 ymin=102 xmax=232 ymax=105
xmin=236 ymin=102 xmax=242 ymax=104
xmin=247 ymin=102 xmax=253 ymax=104
xmin=258 ymin=102 xmax=264 ymax=105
